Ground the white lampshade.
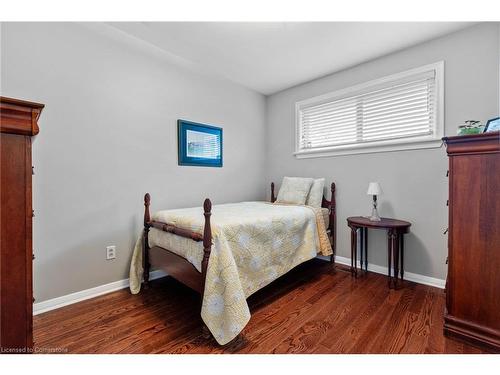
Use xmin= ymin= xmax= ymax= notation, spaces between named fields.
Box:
xmin=367 ymin=182 xmax=382 ymax=196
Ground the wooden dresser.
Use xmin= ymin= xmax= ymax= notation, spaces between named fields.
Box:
xmin=0 ymin=96 xmax=44 ymax=353
xmin=443 ymin=131 xmax=500 ymax=352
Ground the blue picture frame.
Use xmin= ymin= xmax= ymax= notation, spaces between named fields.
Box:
xmin=178 ymin=119 xmax=223 ymax=167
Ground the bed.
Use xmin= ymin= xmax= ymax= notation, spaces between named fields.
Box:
xmin=129 ymin=182 xmax=336 ymax=345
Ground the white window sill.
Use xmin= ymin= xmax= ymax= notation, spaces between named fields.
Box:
xmin=294 ymin=139 xmax=443 ymax=159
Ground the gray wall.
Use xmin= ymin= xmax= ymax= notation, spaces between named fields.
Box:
xmin=266 ymin=23 xmax=500 ymax=281
xmin=1 ymin=23 xmax=267 ymax=302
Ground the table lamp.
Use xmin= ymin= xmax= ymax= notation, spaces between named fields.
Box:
xmin=367 ymin=182 xmax=382 ymax=221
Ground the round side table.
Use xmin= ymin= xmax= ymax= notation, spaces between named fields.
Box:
xmin=347 ymin=216 xmax=411 ymax=289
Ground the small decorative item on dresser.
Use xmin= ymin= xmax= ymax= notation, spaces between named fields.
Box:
xmin=366 ymin=182 xmax=382 ymax=221
xmin=457 ymin=120 xmax=484 ymax=135
xmin=483 ymin=117 xmax=500 ymax=133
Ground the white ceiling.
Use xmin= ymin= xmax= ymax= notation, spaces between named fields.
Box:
xmin=108 ymin=22 xmax=474 ymax=95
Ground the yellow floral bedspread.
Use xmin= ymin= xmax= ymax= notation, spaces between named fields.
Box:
xmin=129 ymin=201 xmax=332 ymax=345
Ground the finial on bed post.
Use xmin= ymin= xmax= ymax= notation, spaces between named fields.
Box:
xmin=329 ymin=183 xmax=336 ymax=264
xmin=143 ymin=193 xmax=151 ymax=288
xmin=144 ymin=193 xmax=151 ymax=226
xmin=271 ymin=182 xmax=276 ymax=203
xmin=201 ymin=198 xmax=212 ymax=295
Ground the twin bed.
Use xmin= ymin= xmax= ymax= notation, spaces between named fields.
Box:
xmin=129 ymin=181 xmax=336 ymax=345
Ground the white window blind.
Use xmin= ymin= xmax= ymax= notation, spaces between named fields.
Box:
xmin=296 ymin=62 xmax=443 ymax=157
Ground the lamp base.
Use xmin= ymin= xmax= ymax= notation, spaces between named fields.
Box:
xmin=369 ymin=207 xmax=381 ymax=222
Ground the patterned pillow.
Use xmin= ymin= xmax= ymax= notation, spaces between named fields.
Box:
xmin=306 ymin=178 xmax=325 ymax=208
xmin=276 ymin=177 xmax=314 ymax=205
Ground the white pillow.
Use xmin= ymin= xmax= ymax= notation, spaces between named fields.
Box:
xmin=276 ymin=177 xmax=314 ymax=205
xmin=306 ymin=178 xmax=325 ymax=208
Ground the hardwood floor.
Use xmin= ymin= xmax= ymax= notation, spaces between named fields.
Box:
xmin=33 ymin=259 xmax=491 ymax=354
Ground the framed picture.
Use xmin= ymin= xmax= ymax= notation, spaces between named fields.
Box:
xmin=178 ymin=119 xmax=223 ymax=167
xmin=484 ymin=117 xmax=500 ymax=133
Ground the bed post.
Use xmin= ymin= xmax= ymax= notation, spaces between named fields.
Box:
xmin=201 ymin=198 xmax=212 ymax=294
xmin=271 ymin=182 xmax=276 ymax=203
xmin=200 ymin=198 xmax=212 ymax=338
xmin=329 ymin=183 xmax=336 ymax=264
xmin=143 ymin=193 xmax=151 ymax=288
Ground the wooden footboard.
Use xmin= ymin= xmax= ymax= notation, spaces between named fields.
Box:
xmin=142 ymin=193 xmax=212 ymax=296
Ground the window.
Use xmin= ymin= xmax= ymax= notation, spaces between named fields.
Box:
xmin=295 ymin=62 xmax=444 ymax=158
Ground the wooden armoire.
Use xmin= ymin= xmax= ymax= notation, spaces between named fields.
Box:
xmin=443 ymin=131 xmax=500 ymax=352
xmin=0 ymin=96 xmax=44 ymax=353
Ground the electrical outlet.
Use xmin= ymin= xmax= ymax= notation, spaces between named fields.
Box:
xmin=106 ymin=245 xmax=116 ymax=260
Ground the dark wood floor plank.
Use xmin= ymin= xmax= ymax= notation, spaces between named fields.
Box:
xmin=367 ymin=285 xmax=417 ymax=353
xmin=154 ymin=261 xmax=341 ymax=354
xmin=269 ymin=271 xmax=364 ymax=354
xmin=216 ymin=268 xmax=347 ymax=354
xmin=323 ymin=276 xmax=392 ymax=353
xmin=34 ymin=289 xmax=136 ymax=326
xmin=226 ymin=272 xmax=343 ymax=354
xmin=399 ymin=290 xmax=435 ymax=354
xmin=33 ymin=259 xmax=491 ymax=354
xmin=274 ymin=272 xmax=385 ymax=354
xmin=424 ymin=288 xmax=447 ymax=354
xmin=77 ymin=291 xmax=199 ymax=353
xmin=386 ymin=311 xmax=420 ymax=354
xmin=35 ymin=286 xmax=180 ymax=344
xmin=318 ymin=275 xmax=387 ymax=351
xmin=407 ymin=285 xmax=429 ymax=314
xmin=66 ymin=300 xmax=189 ymax=353
xmin=413 ymin=289 xmax=435 ymax=338
xmin=346 ymin=287 xmax=406 ymax=353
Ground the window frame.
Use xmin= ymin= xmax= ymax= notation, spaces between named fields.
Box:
xmin=294 ymin=61 xmax=444 ymax=159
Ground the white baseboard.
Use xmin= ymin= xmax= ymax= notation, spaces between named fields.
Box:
xmin=34 ymin=255 xmax=445 ymax=316
xmin=33 ymin=270 xmax=167 ymax=315
xmin=319 ymin=255 xmax=445 ymax=289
